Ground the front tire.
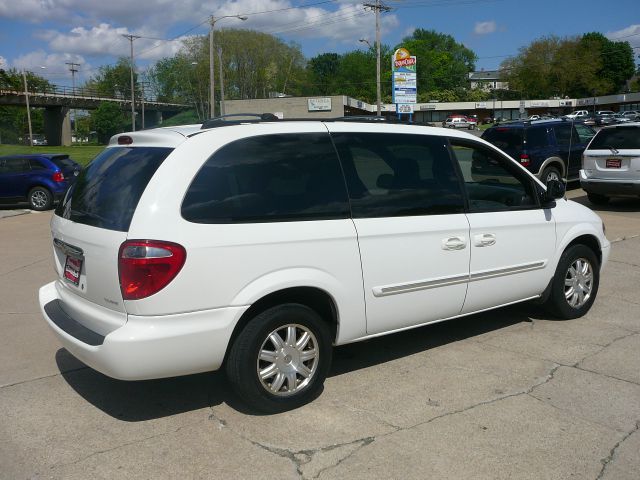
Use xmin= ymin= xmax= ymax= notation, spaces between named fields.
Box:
xmin=28 ymin=187 xmax=53 ymax=211
xmin=226 ymin=304 xmax=332 ymax=413
xmin=544 ymin=244 xmax=599 ymax=319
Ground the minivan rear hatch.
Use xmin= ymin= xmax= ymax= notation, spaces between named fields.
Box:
xmin=583 ymin=126 xmax=640 ymax=180
xmin=51 ymin=146 xmax=173 ymax=332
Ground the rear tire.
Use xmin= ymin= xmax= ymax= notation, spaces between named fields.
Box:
xmin=226 ymin=303 xmax=332 ymax=413
xmin=541 ymin=166 xmax=562 ymax=185
xmin=28 ymin=187 xmax=52 ymax=211
xmin=544 ymin=244 xmax=599 ymax=319
xmin=587 ymin=192 xmax=609 ymax=205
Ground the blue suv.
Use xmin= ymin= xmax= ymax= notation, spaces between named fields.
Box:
xmin=0 ymin=154 xmax=80 ymax=210
xmin=482 ymin=119 xmax=596 ymax=184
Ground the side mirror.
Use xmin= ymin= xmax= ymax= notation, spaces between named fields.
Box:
xmin=541 ymin=179 xmax=565 ymax=206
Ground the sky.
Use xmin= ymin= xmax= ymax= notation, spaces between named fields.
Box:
xmin=0 ymin=0 xmax=638 ymax=88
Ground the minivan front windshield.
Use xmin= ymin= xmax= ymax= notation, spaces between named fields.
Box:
xmin=55 ymin=147 xmax=173 ymax=231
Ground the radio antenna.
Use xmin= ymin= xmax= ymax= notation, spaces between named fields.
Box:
xmin=564 ymin=117 xmax=575 ymax=200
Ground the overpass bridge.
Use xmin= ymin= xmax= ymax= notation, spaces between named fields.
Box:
xmin=0 ymin=85 xmax=189 ymax=145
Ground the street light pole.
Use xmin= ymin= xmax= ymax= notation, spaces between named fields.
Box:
xmin=209 ymin=15 xmax=247 ymax=118
xmin=22 ymin=69 xmax=33 ymax=147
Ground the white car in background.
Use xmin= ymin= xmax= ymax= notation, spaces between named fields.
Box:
xmin=39 ymin=117 xmax=609 ymax=412
xmin=581 ymin=122 xmax=640 ymax=204
xmin=565 ymin=110 xmax=589 ymax=120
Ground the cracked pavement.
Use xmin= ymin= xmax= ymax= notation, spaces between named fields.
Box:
xmin=1 ymin=195 xmax=640 ymax=480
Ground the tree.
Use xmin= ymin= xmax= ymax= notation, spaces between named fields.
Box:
xmin=147 ymin=30 xmax=307 ymax=116
xmin=397 ymin=29 xmax=477 ymax=93
xmin=91 ymin=102 xmax=125 ymax=143
xmin=581 ymin=32 xmax=635 ymax=93
xmin=502 ymin=33 xmax=635 ymax=99
xmin=0 ymin=69 xmax=51 ymax=143
xmin=84 ymin=57 xmax=138 ymax=99
xmin=307 ymin=53 xmax=341 ymax=95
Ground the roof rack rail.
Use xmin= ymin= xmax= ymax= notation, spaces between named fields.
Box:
xmin=198 ymin=113 xmax=433 ymax=131
xmin=201 ymin=113 xmax=280 ymax=129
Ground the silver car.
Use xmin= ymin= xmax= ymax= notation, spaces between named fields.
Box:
xmin=580 ymin=122 xmax=640 ymax=204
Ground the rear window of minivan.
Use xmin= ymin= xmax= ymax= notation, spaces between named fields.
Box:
xmin=588 ymin=127 xmax=640 ymax=150
xmin=55 ymin=147 xmax=172 ymax=231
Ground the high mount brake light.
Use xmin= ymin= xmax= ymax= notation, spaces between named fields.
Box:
xmin=118 ymin=240 xmax=186 ymax=300
xmin=118 ymin=135 xmax=133 ymax=145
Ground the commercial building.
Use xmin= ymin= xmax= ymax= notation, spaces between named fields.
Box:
xmin=225 ymin=91 xmax=640 ymax=123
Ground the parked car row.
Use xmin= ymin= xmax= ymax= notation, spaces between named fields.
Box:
xmin=480 ymin=118 xmax=640 ymax=206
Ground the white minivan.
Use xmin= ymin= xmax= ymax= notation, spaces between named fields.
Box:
xmin=40 ymin=118 xmax=609 ymax=412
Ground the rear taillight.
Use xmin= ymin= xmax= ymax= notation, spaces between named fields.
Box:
xmin=519 ymin=154 xmax=531 ymax=167
xmin=118 ymin=240 xmax=186 ymax=300
xmin=52 ymin=171 xmax=64 ymax=182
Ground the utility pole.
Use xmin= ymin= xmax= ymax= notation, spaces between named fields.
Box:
xmin=66 ymin=62 xmax=80 ymax=142
xmin=209 ymin=17 xmax=216 ymax=118
xmin=364 ymin=1 xmax=390 ymax=116
xmin=122 ymin=34 xmax=141 ymax=130
xmin=138 ymin=81 xmax=150 ymax=129
xmin=208 ymin=15 xmax=247 ymax=118
xmin=22 ymin=70 xmax=33 ymax=147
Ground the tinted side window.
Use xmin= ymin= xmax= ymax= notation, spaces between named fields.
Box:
xmin=482 ymin=128 xmax=524 ymax=150
xmin=29 ymin=158 xmax=48 ymax=170
xmin=525 ymin=127 xmax=548 ymax=148
xmin=182 ymin=133 xmax=349 ymax=223
xmin=332 ymin=132 xmax=464 ymax=218
xmin=553 ymin=125 xmax=572 ymax=146
xmin=589 ymin=127 xmax=640 ymax=150
xmin=56 ymin=147 xmax=172 ymax=232
xmin=2 ymin=158 xmax=29 ymax=173
xmin=450 ymin=139 xmax=537 ymax=212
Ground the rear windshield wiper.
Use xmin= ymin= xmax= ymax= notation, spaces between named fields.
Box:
xmin=604 ymin=145 xmax=619 ymax=155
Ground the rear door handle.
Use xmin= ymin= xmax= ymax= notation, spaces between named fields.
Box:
xmin=474 ymin=233 xmax=496 ymax=247
xmin=442 ymin=236 xmax=467 ymax=251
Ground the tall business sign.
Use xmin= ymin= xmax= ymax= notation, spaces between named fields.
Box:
xmin=392 ymin=48 xmax=417 ymax=114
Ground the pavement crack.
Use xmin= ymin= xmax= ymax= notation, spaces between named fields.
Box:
xmin=53 ymin=422 xmax=200 ymax=469
xmin=576 ymin=332 xmax=639 ymax=369
xmin=573 ymin=365 xmax=640 ymax=387
xmin=0 ymin=257 xmax=49 ymax=277
xmin=311 ymin=437 xmax=375 ymax=479
xmin=0 ymin=366 xmax=89 ymax=389
xmin=205 ymin=406 xmax=374 ymax=480
xmin=607 ymin=259 xmax=640 ymax=268
xmin=595 ymin=420 xmax=640 ymax=480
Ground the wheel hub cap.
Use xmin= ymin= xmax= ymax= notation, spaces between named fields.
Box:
xmin=564 ymin=257 xmax=594 ymax=308
xmin=257 ymin=324 xmax=319 ymax=397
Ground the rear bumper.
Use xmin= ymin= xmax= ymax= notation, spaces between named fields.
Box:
xmin=39 ymin=281 xmax=248 ymax=380
xmin=580 ymin=171 xmax=640 ymax=196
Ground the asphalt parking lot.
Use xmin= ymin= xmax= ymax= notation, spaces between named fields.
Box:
xmin=1 ymin=191 xmax=639 ymax=480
